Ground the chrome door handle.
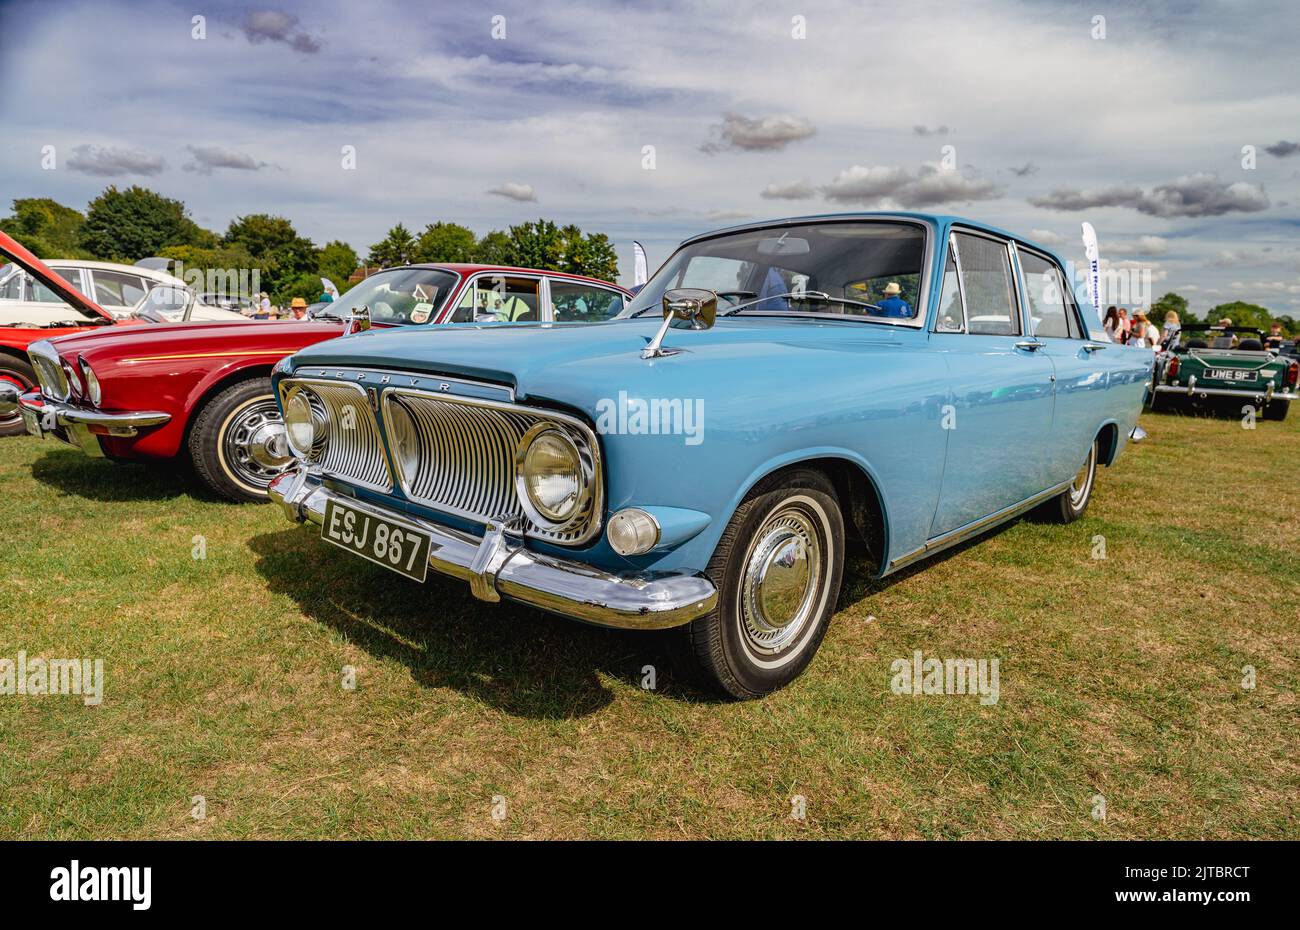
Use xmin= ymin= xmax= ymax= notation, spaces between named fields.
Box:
xmin=1014 ymin=340 xmax=1045 ymax=351
xmin=1082 ymin=343 xmax=1108 ymax=353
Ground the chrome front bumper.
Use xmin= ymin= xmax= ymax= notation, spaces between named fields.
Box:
xmin=17 ymin=392 xmax=171 ymax=456
xmin=1154 ymin=382 xmax=1295 ymax=403
xmin=267 ymin=467 xmax=718 ymax=631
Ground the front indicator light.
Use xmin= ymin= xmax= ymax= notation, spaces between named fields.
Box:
xmin=607 ymin=508 xmax=661 ymax=556
xmin=79 ymin=359 xmax=101 ymax=406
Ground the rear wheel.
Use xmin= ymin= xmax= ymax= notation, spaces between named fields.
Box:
xmin=683 ymin=468 xmax=845 ymax=699
xmin=1263 ymin=399 xmax=1290 ymax=421
xmin=187 ymin=377 xmax=291 ymax=502
xmin=1036 ymin=438 xmax=1099 ymax=524
xmin=0 ymin=356 xmax=36 ymax=437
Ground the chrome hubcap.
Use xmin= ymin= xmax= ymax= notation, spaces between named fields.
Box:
xmin=0 ymin=371 xmax=30 ymax=427
xmin=1069 ymin=445 xmax=1096 ymax=508
xmin=223 ymin=398 xmax=290 ymax=488
xmin=740 ymin=507 xmax=822 ymax=655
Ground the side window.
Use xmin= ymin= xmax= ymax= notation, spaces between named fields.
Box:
xmin=1016 ymin=249 xmax=1073 ymax=339
xmin=455 ymin=275 xmax=540 ymax=322
xmin=934 ymin=244 xmax=963 ymax=332
xmin=92 ymin=270 xmax=148 ymax=307
xmin=0 ymin=271 xmax=24 ymax=300
xmin=31 ymin=269 xmax=82 ymax=302
xmin=953 ymin=233 xmax=1019 ymax=336
xmin=550 ymin=281 xmax=624 ymax=323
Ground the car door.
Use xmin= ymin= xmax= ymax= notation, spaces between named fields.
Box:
xmin=546 ymin=278 xmax=626 ymax=323
xmin=929 ymin=229 xmax=1056 ymax=537
xmin=1014 ymin=245 xmax=1110 ymax=484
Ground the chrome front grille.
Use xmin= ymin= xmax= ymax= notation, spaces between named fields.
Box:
xmin=383 ymin=389 xmax=603 ymax=545
xmin=281 ymin=378 xmax=392 ymax=492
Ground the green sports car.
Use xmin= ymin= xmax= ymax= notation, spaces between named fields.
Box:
xmin=1151 ymin=324 xmax=1297 ymax=420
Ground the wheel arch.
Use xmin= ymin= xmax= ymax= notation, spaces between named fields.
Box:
xmin=181 ymin=363 xmax=277 ymax=446
xmin=1095 ymin=420 xmax=1120 ymax=467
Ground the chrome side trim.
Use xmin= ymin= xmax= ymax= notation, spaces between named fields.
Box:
xmin=26 ymin=340 xmax=69 ymax=402
xmin=268 ymin=469 xmax=717 ymax=630
xmin=887 ymin=480 xmax=1073 ymax=574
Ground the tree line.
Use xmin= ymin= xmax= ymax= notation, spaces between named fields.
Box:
xmin=0 ymin=186 xmax=620 ymax=305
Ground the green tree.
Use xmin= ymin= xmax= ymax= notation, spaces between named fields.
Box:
xmin=0 ymin=198 xmax=90 ymax=258
xmin=411 ymin=222 xmax=477 ymax=263
xmin=1206 ymin=301 xmax=1273 ymax=331
xmin=80 ymin=186 xmax=207 ymax=261
xmin=498 ymin=218 xmax=619 ymax=280
xmin=317 ymin=240 xmax=359 ymax=288
xmin=224 ymin=214 xmax=317 ymax=298
xmin=368 ymin=223 xmax=416 ymax=268
xmin=474 ymin=230 xmax=511 ymax=264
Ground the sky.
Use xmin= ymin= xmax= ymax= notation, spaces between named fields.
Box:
xmin=1 ymin=0 xmax=1298 ymax=312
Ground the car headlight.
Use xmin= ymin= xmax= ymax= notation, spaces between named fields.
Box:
xmin=515 ymin=425 xmax=589 ymax=527
xmin=283 ymin=388 xmax=322 ymax=458
xmin=385 ymin=397 xmax=420 ymax=479
xmin=62 ymin=359 xmax=82 ymax=398
xmin=79 ymin=358 xmax=101 ymax=406
xmin=607 ymin=508 xmax=661 ymax=556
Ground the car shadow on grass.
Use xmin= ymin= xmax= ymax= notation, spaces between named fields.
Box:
xmin=247 ymin=526 xmax=724 ymax=718
xmin=30 ymin=449 xmax=212 ymax=503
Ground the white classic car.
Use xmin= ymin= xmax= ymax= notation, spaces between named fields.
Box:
xmin=0 ymin=259 xmax=244 ymax=325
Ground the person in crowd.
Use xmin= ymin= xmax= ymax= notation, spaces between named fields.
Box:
xmin=1264 ymin=321 xmax=1285 ymax=350
xmin=1116 ymin=308 xmax=1131 ymax=344
xmin=254 ymin=292 xmax=272 ymax=319
xmin=1162 ymin=309 xmax=1180 ymax=342
xmin=290 ymin=297 xmax=309 ymax=320
xmin=1103 ymin=306 xmax=1121 ymax=340
xmin=876 ymin=282 xmax=913 ymax=318
xmin=1212 ymin=317 xmax=1236 ymax=349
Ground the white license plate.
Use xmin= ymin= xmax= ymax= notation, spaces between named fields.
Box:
xmin=1207 ymin=368 xmax=1257 ymax=382
xmin=321 ymin=499 xmax=432 ymax=583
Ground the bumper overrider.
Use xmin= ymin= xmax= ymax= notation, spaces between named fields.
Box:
xmin=267 ymin=466 xmax=719 ymax=631
xmin=16 ymin=392 xmax=170 ymax=456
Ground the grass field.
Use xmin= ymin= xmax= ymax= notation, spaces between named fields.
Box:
xmin=1 ymin=408 xmax=1296 ymax=839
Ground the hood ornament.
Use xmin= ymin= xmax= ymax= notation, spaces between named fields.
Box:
xmin=642 ymin=288 xmax=716 ymax=359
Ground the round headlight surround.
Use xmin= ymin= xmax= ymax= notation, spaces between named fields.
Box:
xmin=79 ymin=358 xmax=101 ymax=406
xmin=283 ymin=387 xmax=319 ymax=457
xmin=514 ymin=423 xmax=592 ymax=530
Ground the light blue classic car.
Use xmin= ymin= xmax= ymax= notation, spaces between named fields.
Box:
xmin=268 ymin=213 xmax=1152 ymax=698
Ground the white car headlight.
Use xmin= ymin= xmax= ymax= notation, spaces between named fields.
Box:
xmin=385 ymin=398 xmax=420 ymax=479
xmin=79 ymin=358 xmax=101 ymax=406
xmin=283 ymin=388 xmax=320 ymax=457
xmin=516 ymin=425 xmax=587 ymax=526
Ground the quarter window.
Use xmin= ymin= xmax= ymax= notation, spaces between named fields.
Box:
xmin=549 ymin=281 xmax=624 ymax=323
xmin=953 ymin=233 xmax=1019 ymax=336
xmin=935 ymin=245 xmax=963 ymax=332
xmin=1016 ymin=249 xmax=1074 ymax=339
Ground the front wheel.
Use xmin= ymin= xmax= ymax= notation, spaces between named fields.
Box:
xmin=0 ymin=356 xmax=37 ymax=437
xmin=187 ymin=377 xmax=292 ymax=502
xmin=683 ymin=468 xmax=845 ymax=699
xmin=1036 ymin=438 xmax=1099 ymax=524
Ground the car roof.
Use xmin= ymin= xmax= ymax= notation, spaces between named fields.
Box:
xmin=387 ymin=263 xmax=631 ymax=293
xmin=38 ymin=258 xmax=184 ymax=285
xmin=676 ymin=211 xmax=1067 ymax=265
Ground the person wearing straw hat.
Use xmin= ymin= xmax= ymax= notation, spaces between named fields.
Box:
xmin=289 ymin=296 xmax=309 ymax=320
xmin=876 ymin=281 xmax=912 ymax=318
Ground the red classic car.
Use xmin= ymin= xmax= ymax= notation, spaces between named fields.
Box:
xmin=17 ymin=260 xmax=631 ymax=501
xmin=0 ymin=230 xmax=127 ymax=436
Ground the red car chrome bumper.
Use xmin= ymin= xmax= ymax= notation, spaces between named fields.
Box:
xmin=17 ymin=392 xmax=171 ymax=457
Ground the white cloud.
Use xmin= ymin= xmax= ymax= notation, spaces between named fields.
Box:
xmin=821 ymin=164 xmax=1001 ymax=208
xmin=701 ymin=113 xmax=816 ymax=154
xmin=485 ymin=182 xmax=538 ymax=202
xmin=65 ymin=144 xmax=165 ymax=177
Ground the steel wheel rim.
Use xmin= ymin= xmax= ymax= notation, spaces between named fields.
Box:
xmin=221 ymin=397 xmax=290 ymax=489
xmin=739 ymin=505 xmax=823 ymax=656
xmin=1069 ymin=444 xmax=1097 ymax=508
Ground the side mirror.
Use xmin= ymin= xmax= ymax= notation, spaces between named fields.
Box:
xmin=642 ymin=288 xmax=717 ymax=359
xmin=662 ymin=288 xmax=717 ymax=330
xmin=343 ymin=305 xmax=371 ymax=335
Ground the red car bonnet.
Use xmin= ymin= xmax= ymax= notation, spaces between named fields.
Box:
xmin=0 ymin=229 xmax=115 ymax=322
